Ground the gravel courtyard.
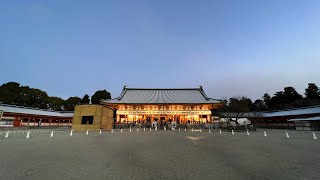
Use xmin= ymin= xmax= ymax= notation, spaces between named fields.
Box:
xmin=0 ymin=129 xmax=319 ymax=180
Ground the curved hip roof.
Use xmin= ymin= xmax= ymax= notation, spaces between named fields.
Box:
xmin=101 ymin=87 xmax=222 ymax=104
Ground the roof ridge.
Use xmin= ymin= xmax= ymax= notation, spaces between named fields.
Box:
xmin=118 ymin=86 xmax=128 ymax=100
xmin=198 ymin=86 xmax=210 ymax=100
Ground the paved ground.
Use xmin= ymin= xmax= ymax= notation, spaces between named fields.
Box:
xmin=0 ymin=129 xmax=319 ymax=180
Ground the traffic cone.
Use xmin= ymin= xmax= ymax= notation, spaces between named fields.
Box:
xmin=26 ymin=131 xmax=30 ymax=139
xmin=50 ymin=131 xmax=54 ymax=138
xmin=312 ymin=132 xmax=317 ymax=140
xmin=246 ymin=130 xmax=250 ymax=136
xmin=5 ymin=130 xmax=9 ymax=138
xmin=99 ymin=129 xmax=102 ymax=135
xmin=70 ymin=130 xmax=73 ymax=136
xmin=86 ymin=130 xmax=89 ymax=135
xmin=264 ymin=131 xmax=267 ymax=137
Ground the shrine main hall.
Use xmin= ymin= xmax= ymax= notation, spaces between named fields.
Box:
xmin=102 ymin=86 xmax=224 ymax=124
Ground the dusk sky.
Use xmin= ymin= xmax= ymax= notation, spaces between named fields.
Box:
xmin=1 ymin=0 xmax=320 ymax=101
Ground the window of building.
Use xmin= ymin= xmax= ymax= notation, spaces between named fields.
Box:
xmin=81 ymin=116 xmax=94 ymax=124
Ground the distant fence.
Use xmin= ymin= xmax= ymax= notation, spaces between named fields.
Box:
xmin=254 ymin=121 xmax=320 ymax=131
xmin=219 ymin=125 xmax=256 ymax=131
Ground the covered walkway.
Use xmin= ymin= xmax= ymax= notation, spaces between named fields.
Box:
xmin=0 ymin=103 xmax=73 ymax=127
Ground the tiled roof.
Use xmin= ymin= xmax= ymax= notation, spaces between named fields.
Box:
xmin=288 ymin=116 xmax=320 ymax=121
xmin=101 ymin=86 xmax=222 ymax=104
xmin=264 ymin=106 xmax=320 ymax=117
xmin=0 ymin=104 xmax=73 ymax=117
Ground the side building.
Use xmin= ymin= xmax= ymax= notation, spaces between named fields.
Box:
xmin=0 ymin=103 xmax=73 ymax=127
xmin=250 ymin=105 xmax=320 ymax=131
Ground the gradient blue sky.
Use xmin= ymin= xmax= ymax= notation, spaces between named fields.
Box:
xmin=1 ymin=0 xmax=320 ymax=100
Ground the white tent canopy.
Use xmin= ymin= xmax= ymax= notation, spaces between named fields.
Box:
xmin=219 ymin=118 xmax=251 ymax=125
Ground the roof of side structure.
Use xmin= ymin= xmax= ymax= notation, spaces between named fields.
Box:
xmin=288 ymin=116 xmax=320 ymax=121
xmin=264 ymin=106 xmax=320 ymax=117
xmin=0 ymin=104 xmax=73 ymax=117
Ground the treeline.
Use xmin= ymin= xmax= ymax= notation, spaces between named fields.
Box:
xmin=215 ymin=83 xmax=320 ymax=124
xmin=1 ymin=82 xmax=320 ymax=112
xmin=223 ymin=83 xmax=320 ymax=112
xmin=0 ymin=82 xmax=111 ymax=111
xmin=254 ymin=83 xmax=320 ymax=111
